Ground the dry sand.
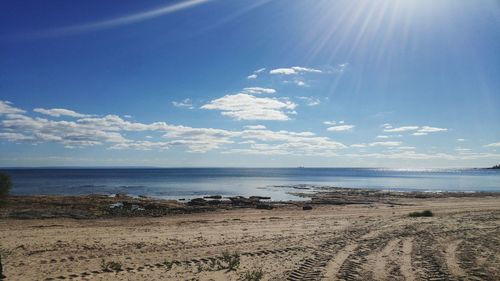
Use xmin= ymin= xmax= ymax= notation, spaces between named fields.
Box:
xmin=0 ymin=196 xmax=499 ymax=280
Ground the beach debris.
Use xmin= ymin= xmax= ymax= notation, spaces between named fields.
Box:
xmin=302 ymin=205 xmax=313 ymax=210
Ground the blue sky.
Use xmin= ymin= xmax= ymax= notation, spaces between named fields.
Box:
xmin=0 ymin=0 xmax=499 ymax=168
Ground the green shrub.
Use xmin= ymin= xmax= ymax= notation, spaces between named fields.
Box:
xmin=222 ymin=251 xmax=240 ymax=271
xmin=239 ymin=269 xmax=264 ymax=281
xmin=409 ymin=210 xmax=433 ymax=217
xmin=0 ymin=172 xmax=12 ymax=201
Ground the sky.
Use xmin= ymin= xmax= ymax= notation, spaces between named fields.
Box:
xmin=0 ymin=0 xmax=499 ymax=168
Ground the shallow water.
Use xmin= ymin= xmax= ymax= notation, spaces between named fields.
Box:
xmin=2 ymin=168 xmax=499 ymax=201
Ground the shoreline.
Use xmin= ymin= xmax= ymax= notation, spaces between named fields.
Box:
xmin=2 ymin=187 xmax=500 ymax=220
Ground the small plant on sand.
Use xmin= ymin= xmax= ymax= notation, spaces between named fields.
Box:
xmin=163 ymin=260 xmax=174 ymax=271
xmin=222 ymin=251 xmax=240 ymax=271
xmin=100 ymin=259 xmax=123 ymax=272
xmin=409 ymin=210 xmax=433 ymax=217
xmin=239 ymin=269 xmax=264 ymax=281
xmin=0 ymin=172 xmax=12 ymax=204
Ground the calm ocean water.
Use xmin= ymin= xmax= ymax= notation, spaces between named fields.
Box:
xmin=2 ymin=168 xmax=499 ymax=201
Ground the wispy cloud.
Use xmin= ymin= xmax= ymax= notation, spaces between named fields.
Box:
xmin=384 ymin=126 xmax=419 ymax=132
xmin=327 ymin=63 xmax=349 ymax=73
xmin=484 ymin=142 xmax=500 ymax=148
xmin=0 ymin=101 xmax=26 ymax=115
xmin=34 ymin=108 xmax=92 ymax=118
xmin=327 ymin=125 xmax=354 ymax=132
xmin=242 ymin=87 xmax=276 ymax=94
xmin=201 ymin=93 xmax=296 ymax=121
xmin=269 ymin=66 xmax=322 ymax=75
xmin=411 ymin=126 xmax=448 ymax=136
xmin=324 ymin=120 xmax=344 ymax=126
xmin=384 ymin=124 xmax=448 ymax=136
xmin=369 ymin=141 xmax=402 ymax=147
xmin=246 ymin=68 xmax=266 ymax=79
xmin=298 ymin=96 xmax=320 ymax=106
xmin=172 ymin=98 xmax=194 ymax=109
xmin=244 ymin=125 xmax=266 ymax=130
xmin=20 ymin=0 xmax=211 ymax=39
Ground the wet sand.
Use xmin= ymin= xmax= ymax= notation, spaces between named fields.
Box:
xmin=0 ymin=193 xmax=499 ymax=280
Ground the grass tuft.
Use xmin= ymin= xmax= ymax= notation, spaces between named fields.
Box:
xmin=222 ymin=250 xmax=241 ymax=271
xmin=239 ymin=269 xmax=264 ymax=281
xmin=100 ymin=259 xmax=123 ymax=272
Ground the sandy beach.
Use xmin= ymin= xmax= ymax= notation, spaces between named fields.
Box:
xmin=0 ymin=191 xmax=499 ymax=281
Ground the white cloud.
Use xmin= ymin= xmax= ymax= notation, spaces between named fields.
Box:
xmin=244 ymin=125 xmax=266 ymax=130
xmin=396 ymin=146 xmax=416 ymax=150
xmin=298 ymin=96 xmax=320 ymax=106
xmin=384 ymin=125 xmax=448 ymax=135
xmin=323 ymin=120 xmax=337 ymax=125
xmin=0 ymin=132 xmax=34 ymax=141
xmin=485 ymin=142 xmax=500 ymax=148
xmin=0 ymin=101 xmax=26 ymax=115
xmin=269 ymin=66 xmax=322 ymax=75
xmin=369 ymin=141 xmax=402 ymax=147
xmin=201 ymin=93 xmax=297 ymax=121
xmin=377 ymin=134 xmax=402 ymax=139
xmin=457 ymin=138 xmax=466 ymax=142
xmin=412 ymin=132 xmax=428 ymax=136
xmin=350 ymin=144 xmax=367 ymax=148
xmin=384 ymin=126 xmax=419 ymax=132
xmin=246 ymin=68 xmax=266 ymax=79
xmin=327 ymin=125 xmax=354 ymax=132
xmin=295 ymin=80 xmax=306 ymax=87
xmin=226 ymin=128 xmax=346 ymax=156
xmin=417 ymin=126 xmax=448 ymax=133
xmin=34 ymin=108 xmax=91 ymax=118
xmin=242 ymin=87 xmax=276 ymax=94
xmin=172 ymin=98 xmax=194 ymax=109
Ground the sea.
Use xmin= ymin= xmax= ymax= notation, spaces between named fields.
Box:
xmin=2 ymin=168 xmax=499 ymax=201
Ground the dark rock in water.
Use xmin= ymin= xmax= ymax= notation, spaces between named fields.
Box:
xmin=203 ymin=195 xmax=222 ymax=199
xmin=256 ymin=204 xmax=273 ymax=210
xmin=187 ymin=198 xmax=208 ymax=206
xmin=178 ymin=198 xmax=186 ymax=201
xmin=249 ymin=196 xmax=271 ymax=200
xmin=302 ymin=205 xmax=313 ymax=211
xmin=229 ymin=196 xmax=257 ymax=206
